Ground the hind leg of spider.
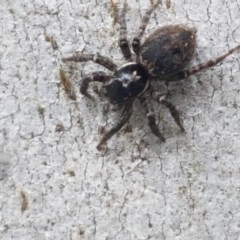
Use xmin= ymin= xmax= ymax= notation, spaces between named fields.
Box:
xmin=118 ymin=1 xmax=132 ymax=60
xmin=81 ymin=71 xmax=111 ymax=98
xmin=132 ymin=0 xmax=161 ymax=55
xmin=162 ymin=44 xmax=240 ymax=82
xmin=139 ymin=95 xmax=165 ymax=142
xmin=97 ymin=100 xmax=133 ymax=150
xmin=62 ymin=53 xmax=117 ymax=71
xmin=152 ymin=93 xmax=185 ymax=132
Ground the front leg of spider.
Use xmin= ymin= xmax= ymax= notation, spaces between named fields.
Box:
xmin=96 ymin=100 xmax=133 ymax=150
xmin=62 ymin=53 xmax=117 ymax=71
xmin=80 ymin=71 xmax=111 ymax=98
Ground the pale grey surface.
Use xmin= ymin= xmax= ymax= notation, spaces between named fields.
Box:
xmin=1 ymin=0 xmax=240 ymax=239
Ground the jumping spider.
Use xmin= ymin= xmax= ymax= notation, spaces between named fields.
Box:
xmin=62 ymin=1 xmax=240 ymax=150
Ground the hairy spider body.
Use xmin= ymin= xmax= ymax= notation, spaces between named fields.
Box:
xmin=105 ymin=25 xmax=196 ymax=105
xmin=140 ymin=25 xmax=196 ymax=78
xmin=62 ymin=1 xmax=240 ymax=150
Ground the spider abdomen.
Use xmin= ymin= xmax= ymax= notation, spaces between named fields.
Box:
xmin=140 ymin=25 xmax=196 ymax=78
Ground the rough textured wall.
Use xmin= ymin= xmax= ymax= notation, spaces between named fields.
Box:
xmin=1 ymin=0 xmax=240 ymax=239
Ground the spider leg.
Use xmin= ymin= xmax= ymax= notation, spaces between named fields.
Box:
xmin=118 ymin=2 xmax=132 ymax=60
xmin=96 ymin=100 xmax=133 ymax=150
xmin=185 ymin=44 xmax=240 ymax=77
xmin=139 ymin=95 xmax=165 ymax=142
xmin=163 ymin=44 xmax=240 ymax=81
xmin=62 ymin=53 xmax=117 ymax=71
xmin=152 ymin=92 xmax=185 ymax=132
xmin=132 ymin=0 xmax=161 ymax=56
xmin=81 ymin=71 xmax=111 ymax=98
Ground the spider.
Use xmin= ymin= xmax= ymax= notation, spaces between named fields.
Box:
xmin=62 ymin=1 xmax=240 ymax=150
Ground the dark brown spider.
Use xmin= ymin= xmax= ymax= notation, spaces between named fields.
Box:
xmin=62 ymin=1 xmax=240 ymax=150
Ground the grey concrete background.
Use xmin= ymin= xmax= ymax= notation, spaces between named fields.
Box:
xmin=1 ymin=0 xmax=240 ymax=239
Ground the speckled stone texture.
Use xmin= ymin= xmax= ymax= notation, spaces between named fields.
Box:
xmin=1 ymin=0 xmax=240 ymax=239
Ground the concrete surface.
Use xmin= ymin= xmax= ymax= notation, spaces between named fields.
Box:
xmin=1 ymin=0 xmax=240 ymax=239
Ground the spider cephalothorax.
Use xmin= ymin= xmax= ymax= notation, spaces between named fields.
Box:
xmin=62 ymin=1 xmax=240 ymax=150
xmin=103 ymin=63 xmax=150 ymax=104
